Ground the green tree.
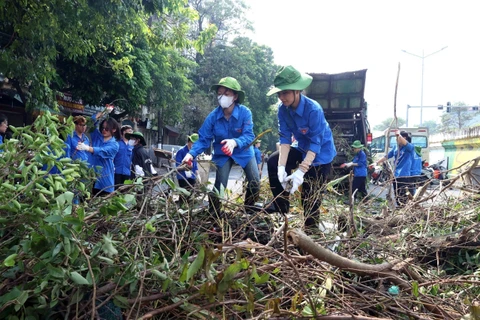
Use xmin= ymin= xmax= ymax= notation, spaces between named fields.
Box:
xmin=415 ymin=120 xmax=439 ymax=134
xmin=437 ymin=101 xmax=480 ymax=133
xmin=182 ymin=0 xmax=279 ymax=151
xmin=0 ymin=0 xmax=199 ymax=111
xmin=373 ymin=117 xmax=406 ymax=131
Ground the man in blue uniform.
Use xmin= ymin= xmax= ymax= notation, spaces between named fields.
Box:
xmin=176 ymin=133 xmax=199 ymax=204
xmin=375 ymin=130 xmax=414 ymax=206
xmin=342 ymin=140 xmax=368 ymax=203
xmin=265 ymin=65 xmax=336 ymax=229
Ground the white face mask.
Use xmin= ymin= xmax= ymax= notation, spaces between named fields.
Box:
xmin=218 ymin=95 xmax=234 ymax=109
xmin=128 ymin=139 xmax=136 ymax=146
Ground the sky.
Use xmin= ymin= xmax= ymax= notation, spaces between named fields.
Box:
xmin=242 ymin=0 xmax=480 ymax=128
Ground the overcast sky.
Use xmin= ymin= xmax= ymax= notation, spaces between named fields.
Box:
xmin=243 ymin=0 xmax=480 ymax=128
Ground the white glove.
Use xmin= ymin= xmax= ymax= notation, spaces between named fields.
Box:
xmin=185 ymin=170 xmax=193 ymax=178
xmin=182 ymin=153 xmax=194 ymax=165
xmin=76 ymin=142 xmax=90 ymax=151
xmin=220 ymin=139 xmax=237 ymax=156
xmin=277 ymin=166 xmax=288 ymax=189
xmin=105 ymin=104 xmax=114 ymax=114
xmin=196 ymin=173 xmax=201 ymax=183
xmin=285 ymin=170 xmax=305 ymax=194
xmin=135 ymin=165 xmax=145 ymax=177
xmin=345 ymin=162 xmax=354 ymax=168
xmin=150 ymin=164 xmax=157 ymax=175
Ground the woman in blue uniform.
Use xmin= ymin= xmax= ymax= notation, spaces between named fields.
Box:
xmin=77 ymin=110 xmax=120 ymax=196
xmin=181 ymin=77 xmax=260 ymax=215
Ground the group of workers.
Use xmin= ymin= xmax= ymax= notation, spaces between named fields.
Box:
xmin=63 ymin=109 xmax=156 ymax=197
xmin=372 ymin=131 xmax=423 ymax=206
xmin=181 ymin=66 xmax=336 ymax=229
xmin=1 ymin=64 xmax=423 ymax=228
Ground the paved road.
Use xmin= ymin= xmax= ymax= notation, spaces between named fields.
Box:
xmin=207 ymin=164 xmax=268 ymax=195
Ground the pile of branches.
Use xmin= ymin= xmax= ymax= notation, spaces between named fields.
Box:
xmin=1 ymin=113 xmax=480 ymax=319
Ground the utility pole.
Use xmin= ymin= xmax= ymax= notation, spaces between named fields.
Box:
xmin=401 ymin=46 xmax=448 ymax=125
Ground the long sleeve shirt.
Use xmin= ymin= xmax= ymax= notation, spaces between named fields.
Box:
xmin=189 ymin=104 xmax=255 ymax=168
xmin=387 ymin=143 xmax=414 ymax=177
xmin=278 ymin=95 xmax=336 ymax=165
xmin=175 ymin=145 xmax=198 ymax=180
xmin=66 ymin=132 xmax=91 ymax=163
xmin=114 ymin=140 xmax=133 ymax=176
xmin=90 ymin=115 xmax=119 ymax=192
xmin=131 ymin=144 xmax=153 ymax=178
xmin=410 ymin=152 xmax=423 ymax=176
xmin=352 ymin=150 xmax=367 ymax=177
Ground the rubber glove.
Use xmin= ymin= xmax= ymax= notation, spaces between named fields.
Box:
xmin=345 ymin=162 xmax=354 ymax=168
xmin=134 ymin=165 xmax=145 ymax=177
xmin=277 ymin=166 xmax=288 ymax=189
xmin=285 ymin=170 xmax=305 ymax=194
xmin=185 ymin=170 xmax=193 ymax=178
xmin=76 ymin=142 xmax=90 ymax=151
xmin=105 ymin=104 xmax=114 ymax=114
xmin=182 ymin=153 xmax=194 ymax=166
xmin=221 ymin=139 xmax=237 ymax=156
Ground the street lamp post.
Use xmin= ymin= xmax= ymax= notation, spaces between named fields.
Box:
xmin=401 ymin=46 xmax=448 ymax=125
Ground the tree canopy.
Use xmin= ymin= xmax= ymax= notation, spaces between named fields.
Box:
xmin=0 ymin=0 xmax=208 ymax=113
xmin=437 ymin=101 xmax=480 ymax=133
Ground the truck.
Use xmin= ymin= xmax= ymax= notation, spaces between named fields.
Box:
xmin=303 ymin=69 xmax=371 ymax=179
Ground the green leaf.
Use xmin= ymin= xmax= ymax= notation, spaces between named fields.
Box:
xmin=47 ymin=265 xmax=65 ymax=279
xmin=412 ymin=281 xmax=419 ymax=298
xmin=217 ymin=262 xmax=241 ymax=296
xmin=145 ymin=222 xmax=156 ymax=232
xmin=70 ymin=271 xmax=90 ymax=285
xmin=179 ymin=263 xmax=189 ymax=283
xmin=3 ymin=253 xmax=18 ymax=267
xmin=14 ymin=291 xmax=29 ymax=312
xmin=102 ymin=234 xmax=118 ymax=258
xmin=44 ymin=215 xmax=63 ymax=223
xmin=113 ymin=295 xmax=129 ymax=308
xmin=254 ymin=273 xmax=270 ymax=285
xmin=165 ymin=178 xmax=176 ymax=190
xmin=52 ymin=242 xmax=63 ymax=258
xmin=151 ymin=270 xmax=168 ymax=281
xmin=187 ymin=247 xmax=205 ymax=281
xmin=64 ymin=238 xmax=71 ymax=255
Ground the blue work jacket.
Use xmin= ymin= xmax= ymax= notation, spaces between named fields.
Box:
xmin=278 ymin=95 xmax=336 ymax=165
xmin=411 ymin=152 xmax=422 ymax=176
xmin=90 ymin=115 xmax=119 ymax=193
xmin=66 ymin=132 xmax=91 ymax=163
xmin=353 ymin=150 xmax=367 ymax=177
xmin=189 ymin=104 xmax=255 ymax=168
xmin=175 ymin=145 xmax=198 ymax=180
xmin=114 ymin=140 xmax=133 ymax=176
xmin=388 ymin=143 xmax=414 ymax=177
